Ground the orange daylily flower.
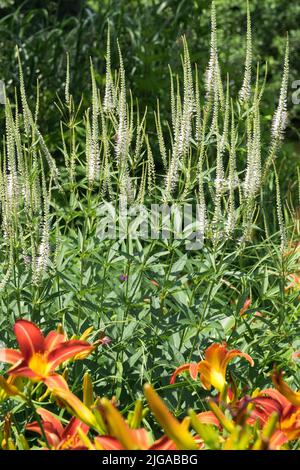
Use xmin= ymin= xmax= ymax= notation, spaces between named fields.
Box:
xmin=196 ymin=389 xmax=294 ymax=449
xmin=170 ymin=343 xmax=254 ymax=392
xmin=26 ymin=408 xmax=89 ymax=450
xmin=0 ymin=320 xmax=93 ymax=390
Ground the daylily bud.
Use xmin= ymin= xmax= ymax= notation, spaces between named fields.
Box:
xmin=100 ymin=397 xmax=140 ymax=450
xmin=83 ymin=371 xmax=94 ymax=408
xmin=7 ymin=438 xmax=16 ymax=450
xmin=130 ymin=399 xmax=143 ymax=429
xmin=208 ymin=400 xmax=235 ymax=433
xmin=56 ymin=323 xmax=65 ymax=335
xmin=0 ymin=376 xmax=23 ymax=400
xmin=80 ymin=327 xmax=94 ymax=342
xmin=17 ymin=434 xmax=30 ymax=450
xmin=144 ymin=384 xmax=198 ymax=450
xmin=253 ymin=413 xmax=279 ymax=450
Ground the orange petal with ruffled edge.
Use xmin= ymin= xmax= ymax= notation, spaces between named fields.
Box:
xmin=170 ymin=362 xmax=198 ymax=384
xmin=197 ymin=362 xmax=214 ymax=390
xmin=223 ymin=349 xmax=254 ymax=369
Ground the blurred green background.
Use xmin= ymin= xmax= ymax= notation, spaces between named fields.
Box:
xmin=0 ymin=0 xmax=299 ymax=190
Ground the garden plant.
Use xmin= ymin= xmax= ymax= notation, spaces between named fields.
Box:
xmin=0 ymin=0 xmax=300 ymax=451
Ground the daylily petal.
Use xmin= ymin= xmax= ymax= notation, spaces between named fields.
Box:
xmin=36 ymin=408 xmax=64 ymax=438
xmin=150 ymin=435 xmax=177 ymax=450
xmin=256 ymin=388 xmax=292 ymax=411
xmin=62 ymin=417 xmax=89 ymax=440
xmin=96 ymin=428 xmax=151 ymax=450
xmin=292 ymin=350 xmax=300 ymax=360
xmin=8 ymin=360 xmax=38 ymax=379
xmin=94 ymin=436 xmax=124 ymax=450
xmin=280 ymin=411 xmax=300 ymax=440
xmin=197 ymin=411 xmax=221 ymax=428
xmin=44 ymin=331 xmax=66 ymax=352
xmin=189 ymin=362 xmax=199 ymax=380
xmin=14 ymin=320 xmax=45 ymax=360
xmin=131 ymin=429 xmax=151 ymax=448
xmin=26 ymin=421 xmax=61 ymax=448
xmin=170 ymin=363 xmax=197 ymax=384
xmin=269 ymin=430 xmax=288 ymax=449
xmin=47 ymin=341 xmax=93 ymax=371
xmin=223 ymin=349 xmax=254 ymax=369
xmin=272 ymin=370 xmax=300 ymax=407
xmin=204 ymin=343 xmax=227 ymax=367
xmin=0 ymin=348 xmax=23 ymax=364
xmin=197 ymin=362 xmax=215 ymax=390
xmin=250 ymin=397 xmax=283 ymax=426
xmin=43 ymin=374 xmax=69 ymax=391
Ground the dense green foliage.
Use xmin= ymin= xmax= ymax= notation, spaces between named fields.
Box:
xmin=0 ymin=1 xmax=299 ymax=447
